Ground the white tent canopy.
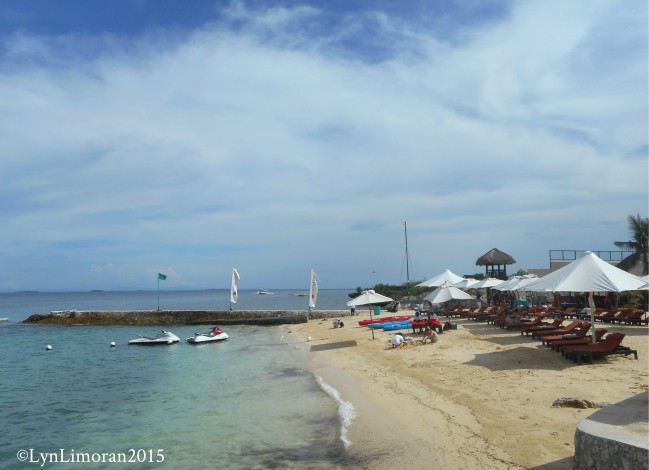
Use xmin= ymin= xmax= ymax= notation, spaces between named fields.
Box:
xmin=520 ymin=252 xmax=646 ymax=293
xmin=471 ymin=278 xmax=505 ymax=289
xmin=453 ymin=278 xmax=480 ymax=289
xmin=417 ymin=269 xmax=464 ymax=287
xmin=495 ymin=275 xmax=539 ymax=291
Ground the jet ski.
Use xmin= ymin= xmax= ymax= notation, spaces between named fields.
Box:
xmin=186 ymin=327 xmax=229 ymax=344
xmin=128 ymin=330 xmax=180 ymax=345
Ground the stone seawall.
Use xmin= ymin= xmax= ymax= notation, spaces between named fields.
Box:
xmin=22 ymin=309 xmax=351 ymax=326
xmin=574 ymin=391 xmax=648 ymax=470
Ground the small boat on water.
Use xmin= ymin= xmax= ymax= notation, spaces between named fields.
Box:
xmin=256 ymin=290 xmax=273 ymax=295
xmin=0 ymin=317 xmax=9 ymax=322
xmin=128 ymin=330 xmax=180 ymax=345
xmin=186 ymin=327 xmax=229 ymax=344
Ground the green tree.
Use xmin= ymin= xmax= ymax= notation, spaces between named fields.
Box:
xmin=614 ymin=214 xmax=649 ymax=275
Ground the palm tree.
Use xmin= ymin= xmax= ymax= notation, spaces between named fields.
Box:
xmin=614 ymin=214 xmax=649 ymax=275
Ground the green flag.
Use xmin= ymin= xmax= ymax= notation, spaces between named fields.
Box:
xmin=158 ymin=273 xmax=167 ymax=280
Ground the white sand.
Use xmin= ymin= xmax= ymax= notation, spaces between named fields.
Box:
xmin=289 ymin=311 xmax=649 ymax=469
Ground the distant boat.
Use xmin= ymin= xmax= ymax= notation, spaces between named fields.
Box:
xmin=0 ymin=318 xmax=9 ymax=322
xmin=256 ymin=290 xmax=274 ymax=295
xmin=293 ymin=293 xmax=309 ymax=297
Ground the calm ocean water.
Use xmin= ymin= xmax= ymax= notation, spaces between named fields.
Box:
xmin=0 ymin=290 xmax=356 ymax=469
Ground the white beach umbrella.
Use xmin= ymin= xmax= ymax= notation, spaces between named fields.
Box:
xmin=520 ymin=252 xmax=646 ymax=342
xmin=416 ymin=269 xmax=464 ymax=287
xmin=471 ymin=277 xmax=505 ymax=304
xmin=347 ymin=290 xmax=394 ymax=307
xmin=347 ymin=290 xmax=394 ymax=340
xmin=423 ymin=282 xmax=475 ymax=305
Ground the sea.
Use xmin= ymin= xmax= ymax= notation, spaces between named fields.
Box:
xmin=0 ymin=289 xmax=357 ymax=469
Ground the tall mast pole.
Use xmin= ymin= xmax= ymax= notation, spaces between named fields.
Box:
xmin=404 ymin=221 xmax=410 ymax=297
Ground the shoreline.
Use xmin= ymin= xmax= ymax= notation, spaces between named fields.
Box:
xmin=287 ymin=310 xmax=649 ymax=469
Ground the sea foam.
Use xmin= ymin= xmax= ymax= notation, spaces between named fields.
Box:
xmin=314 ymin=373 xmax=356 ymax=447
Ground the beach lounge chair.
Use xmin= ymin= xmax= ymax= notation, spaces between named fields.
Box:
xmin=562 ymin=333 xmax=637 ymax=363
xmin=531 ymin=320 xmax=583 ymax=339
xmin=504 ymin=313 xmax=549 ymax=331
xmin=464 ymin=306 xmax=488 ymax=320
xmin=539 ymin=322 xmax=591 ymax=346
xmin=621 ymin=310 xmax=649 ymax=326
xmin=548 ymin=328 xmax=607 ymax=352
xmin=486 ymin=308 xmax=515 ymax=325
xmin=445 ymin=306 xmax=464 ymax=318
xmin=458 ymin=306 xmax=478 ymax=318
xmin=492 ymin=308 xmax=529 ymax=328
xmin=591 ymin=309 xmax=609 ymax=322
xmin=609 ymin=309 xmax=632 ymax=324
xmin=600 ymin=309 xmax=623 ymax=323
xmin=476 ymin=306 xmax=505 ymax=322
xmin=561 ymin=306 xmax=576 ymax=318
xmin=520 ymin=317 xmax=564 ymax=336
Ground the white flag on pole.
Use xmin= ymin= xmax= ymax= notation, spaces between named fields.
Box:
xmin=309 ymin=269 xmax=318 ymax=309
xmin=230 ymin=268 xmax=240 ymax=304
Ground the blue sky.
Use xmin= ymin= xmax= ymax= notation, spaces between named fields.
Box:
xmin=0 ymin=0 xmax=647 ymax=292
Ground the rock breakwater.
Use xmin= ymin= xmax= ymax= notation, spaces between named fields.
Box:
xmin=23 ymin=309 xmax=350 ymax=326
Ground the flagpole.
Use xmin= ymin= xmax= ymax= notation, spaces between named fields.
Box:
xmin=157 ymin=276 xmax=160 ymax=311
xmin=404 ymin=221 xmax=410 ymax=298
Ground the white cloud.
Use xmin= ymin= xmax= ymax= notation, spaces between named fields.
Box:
xmin=0 ymin=0 xmax=646 ymax=290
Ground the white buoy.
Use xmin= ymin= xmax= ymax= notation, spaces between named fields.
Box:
xmin=110 ymin=341 xmax=116 ymax=347
xmin=46 ymin=345 xmax=52 ymax=351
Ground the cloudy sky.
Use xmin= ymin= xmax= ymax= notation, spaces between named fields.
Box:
xmin=0 ymin=0 xmax=646 ymax=292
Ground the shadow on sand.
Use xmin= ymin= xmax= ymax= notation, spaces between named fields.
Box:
xmin=465 ymin=346 xmax=579 ymax=371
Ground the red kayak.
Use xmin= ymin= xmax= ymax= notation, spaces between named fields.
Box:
xmin=358 ymin=315 xmax=411 ymax=326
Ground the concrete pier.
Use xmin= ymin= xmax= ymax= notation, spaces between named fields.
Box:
xmin=22 ymin=309 xmax=350 ymax=326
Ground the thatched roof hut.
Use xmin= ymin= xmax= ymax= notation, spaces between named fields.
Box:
xmin=476 ymin=248 xmax=516 ymax=280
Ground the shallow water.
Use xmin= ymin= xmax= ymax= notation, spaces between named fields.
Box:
xmin=0 ymin=290 xmax=355 ymax=469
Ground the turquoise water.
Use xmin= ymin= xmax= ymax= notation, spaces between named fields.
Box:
xmin=0 ymin=290 xmax=355 ymax=469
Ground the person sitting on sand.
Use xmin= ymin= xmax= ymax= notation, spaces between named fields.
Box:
xmin=421 ymin=326 xmax=439 ymax=345
xmin=390 ymin=333 xmax=405 ymax=348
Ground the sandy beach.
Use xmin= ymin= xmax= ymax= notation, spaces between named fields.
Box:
xmin=289 ymin=310 xmax=649 ymax=469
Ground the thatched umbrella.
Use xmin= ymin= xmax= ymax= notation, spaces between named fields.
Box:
xmin=476 ymin=248 xmax=516 ymax=281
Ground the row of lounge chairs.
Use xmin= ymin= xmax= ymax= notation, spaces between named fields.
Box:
xmin=449 ymin=304 xmax=648 ymax=326
xmin=564 ymin=308 xmax=649 ymax=325
xmin=496 ymin=313 xmax=639 ymax=364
